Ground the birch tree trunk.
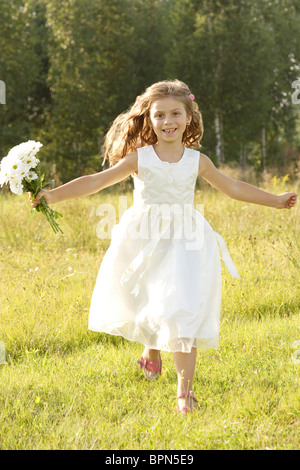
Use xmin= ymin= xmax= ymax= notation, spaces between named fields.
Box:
xmin=214 ymin=112 xmax=224 ymax=165
xmin=262 ymin=126 xmax=267 ymax=172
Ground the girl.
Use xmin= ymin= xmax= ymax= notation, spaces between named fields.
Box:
xmin=29 ymin=79 xmax=298 ymax=413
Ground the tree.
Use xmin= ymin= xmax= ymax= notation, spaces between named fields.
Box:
xmin=165 ymin=0 xmax=300 ymax=172
xmin=0 ymin=0 xmax=49 ymax=158
xmin=44 ymin=0 xmax=169 ymax=182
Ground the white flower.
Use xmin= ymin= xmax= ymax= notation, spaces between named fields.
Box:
xmin=9 ymin=179 xmax=24 ymax=195
xmin=4 ymin=156 xmax=28 ymax=180
xmin=0 ymin=156 xmax=10 ymax=185
xmin=0 ymin=140 xmax=42 ymax=187
xmin=20 ymin=154 xmax=40 ymax=170
xmin=0 ymin=140 xmax=63 ymax=234
xmin=25 ymin=171 xmax=38 ymax=182
xmin=5 ymin=140 xmax=42 ymax=171
xmin=7 ymin=140 xmax=43 ymax=161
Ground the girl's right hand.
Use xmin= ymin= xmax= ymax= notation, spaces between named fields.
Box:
xmin=28 ymin=189 xmax=53 ymax=208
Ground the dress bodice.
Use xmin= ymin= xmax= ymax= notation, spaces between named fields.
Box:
xmin=132 ymin=145 xmax=200 ymax=207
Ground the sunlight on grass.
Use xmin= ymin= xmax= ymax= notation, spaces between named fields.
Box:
xmin=0 ymin=176 xmax=299 ymax=449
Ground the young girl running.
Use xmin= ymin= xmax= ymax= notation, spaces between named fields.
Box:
xmin=29 ymin=79 xmax=298 ymax=413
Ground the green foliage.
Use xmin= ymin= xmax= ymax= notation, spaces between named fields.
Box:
xmin=166 ymin=0 xmax=300 ymax=167
xmin=0 ymin=0 xmax=300 ymax=182
xmin=44 ymin=0 xmax=167 ymax=181
xmin=0 ymin=0 xmax=50 ymax=152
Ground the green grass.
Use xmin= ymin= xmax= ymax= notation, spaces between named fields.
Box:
xmin=0 ymin=176 xmax=300 ymax=450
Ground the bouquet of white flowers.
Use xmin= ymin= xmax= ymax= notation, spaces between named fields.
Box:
xmin=0 ymin=140 xmax=63 ymax=234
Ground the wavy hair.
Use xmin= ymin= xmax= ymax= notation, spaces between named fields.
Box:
xmin=102 ymin=79 xmax=203 ymax=166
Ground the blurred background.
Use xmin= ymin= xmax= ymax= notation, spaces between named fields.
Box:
xmin=0 ymin=0 xmax=300 ymax=187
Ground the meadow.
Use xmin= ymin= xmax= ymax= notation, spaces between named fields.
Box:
xmin=0 ymin=174 xmax=299 ymax=450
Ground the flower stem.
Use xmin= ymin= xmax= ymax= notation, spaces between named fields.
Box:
xmin=38 ymin=198 xmax=64 ymax=234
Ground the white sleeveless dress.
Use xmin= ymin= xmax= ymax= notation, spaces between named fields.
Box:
xmin=88 ymin=145 xmax=240 ymax=352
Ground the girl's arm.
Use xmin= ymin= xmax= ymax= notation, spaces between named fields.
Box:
xmin=198 ymin=153 xmax=298 ymax=209
xmin=30 ymin=151 xmax=138 ymax=207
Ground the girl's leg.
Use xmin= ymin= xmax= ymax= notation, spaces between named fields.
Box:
xmin=140 ymin=348 xmax=161 ymax=378
xmin=173 ymin=347 xmax=197 ymax=411
xmin=142 ymin=348 xmax=160 ymax=362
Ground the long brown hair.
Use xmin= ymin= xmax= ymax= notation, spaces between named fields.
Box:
xmin=102 ymin=79 xmax=203 ymax=166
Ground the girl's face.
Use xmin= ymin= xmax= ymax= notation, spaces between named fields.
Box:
xmin=149 ymin=97 xmax=191 ymax=145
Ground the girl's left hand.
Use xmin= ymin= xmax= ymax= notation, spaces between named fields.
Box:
xmin=276 ymin=192 xmax=298 ymax=209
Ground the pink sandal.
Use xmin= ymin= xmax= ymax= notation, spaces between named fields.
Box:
xmin=176 ymin=391 xmax=199 ymax=413
xmin=138 ymin=356 xmax=162 ymax=380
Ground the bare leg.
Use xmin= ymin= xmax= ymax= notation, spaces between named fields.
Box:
xmin=173 ymin=347 xmax=197 ymax=411
xmin=141 ymin=348 xmax=161 ymax=378
xmin=142 ymin=347 xmax=160 ymax=362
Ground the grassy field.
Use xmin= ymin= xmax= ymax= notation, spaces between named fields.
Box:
xmin=0 ymin=174 xmax=300 ymax=450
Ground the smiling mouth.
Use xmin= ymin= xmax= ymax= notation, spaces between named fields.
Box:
xmin=162 ymin=128 xmax=177 ymax=135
